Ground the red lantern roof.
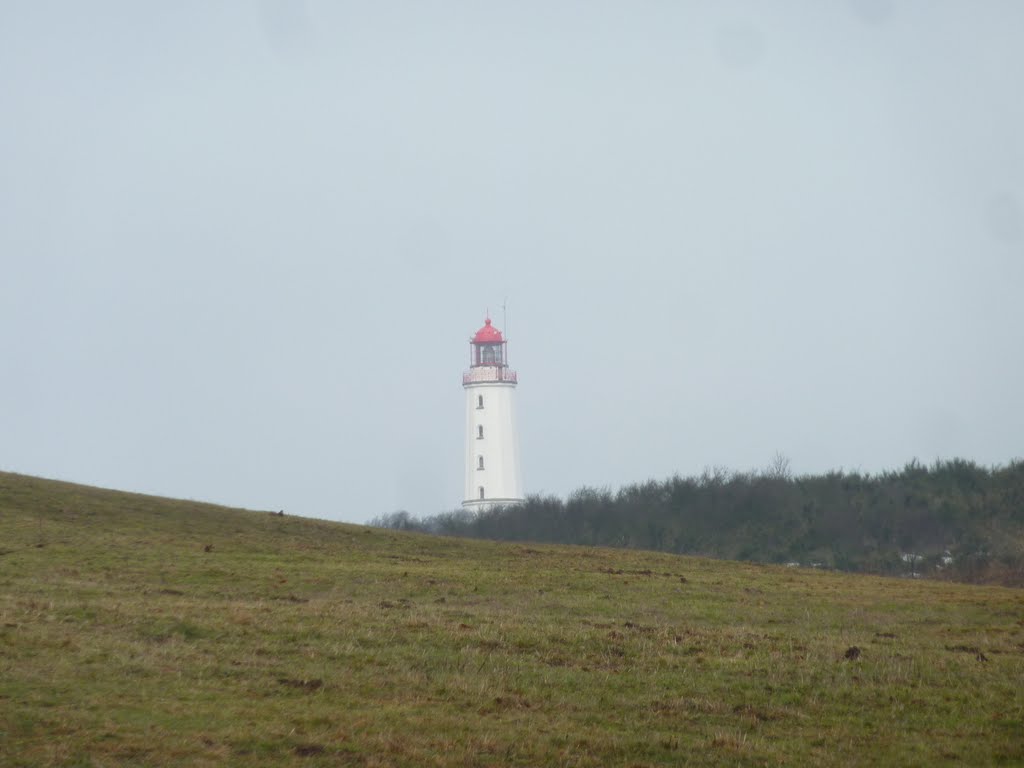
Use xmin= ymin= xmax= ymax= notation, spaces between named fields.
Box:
xmin=472 ymin=317 xmax=504 ymax=344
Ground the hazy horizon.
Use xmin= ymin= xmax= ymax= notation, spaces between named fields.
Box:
xmin=2 ymin=1 xmax=1021 ymax=522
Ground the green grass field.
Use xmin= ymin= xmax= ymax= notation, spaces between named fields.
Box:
xmin=2 ymin=471 xmax=1022 ymax=766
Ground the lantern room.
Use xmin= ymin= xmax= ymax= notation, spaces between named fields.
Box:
xmin=469 ymin=317 xmax=506 ymax=367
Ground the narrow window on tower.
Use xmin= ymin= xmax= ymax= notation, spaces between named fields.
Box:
xmin=477 ymin=425 xmax=484 ymax=439
xmin=477 ymin=455 xmax=485 ymax=470
xmin=479 ymin=486 xmax=485 ymax=500
xmin=477 ymin=395 xmax=484 ymax=409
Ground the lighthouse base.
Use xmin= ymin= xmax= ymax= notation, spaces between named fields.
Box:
xmin=462 ymin=498 xmax=525 ymax=513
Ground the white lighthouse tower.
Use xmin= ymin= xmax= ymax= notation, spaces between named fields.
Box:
xmin=463 ymin=316 xmax=524 ymax=510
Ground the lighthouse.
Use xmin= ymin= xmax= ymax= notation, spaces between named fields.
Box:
xmin=463 ymin=316 xmax=524 ymax=510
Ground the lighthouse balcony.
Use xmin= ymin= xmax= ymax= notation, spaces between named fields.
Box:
xmin=462 ymin=367 xmax=518 ymax=385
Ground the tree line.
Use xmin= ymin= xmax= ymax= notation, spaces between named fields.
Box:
xmin=371 ymin=458 xmax=1024 ymax=585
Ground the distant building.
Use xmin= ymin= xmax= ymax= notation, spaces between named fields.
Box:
xmin=462 ymin=316 xmax=523 ymax=510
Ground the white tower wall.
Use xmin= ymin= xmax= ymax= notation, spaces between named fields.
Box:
xmin=463 ymin=380 xmax=523 ymax=509
xmin=462 ymin=316 xmax=523 ymax=511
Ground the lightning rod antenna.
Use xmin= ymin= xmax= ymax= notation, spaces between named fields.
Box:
xmin=502 ymin=298 xmax=509 ymax=364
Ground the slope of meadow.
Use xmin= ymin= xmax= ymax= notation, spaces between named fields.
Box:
xmin=1 ymin=471 xmax=1022 ymax=766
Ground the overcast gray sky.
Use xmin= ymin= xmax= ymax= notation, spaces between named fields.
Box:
xmin=2 ymin=1 xmax=1021 ymax=523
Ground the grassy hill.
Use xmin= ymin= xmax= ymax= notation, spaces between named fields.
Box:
xmin=2 ymin=472 xmax=1022 ymax=767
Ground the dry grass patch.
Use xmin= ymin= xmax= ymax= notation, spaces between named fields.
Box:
xmin=2 ymin=471 xmax=1023 ymax=766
